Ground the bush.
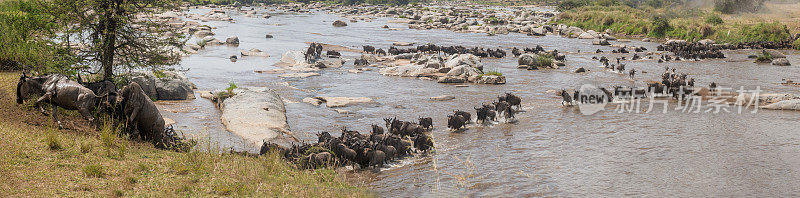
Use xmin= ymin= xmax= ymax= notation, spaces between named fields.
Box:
xmin=794 ymin=38 xmax=800 ymax=50
xmin=533 ymin=54 xmax=553 ymax=68
xmin=755 ymin=51 xmax=772 ymax=63
xmin=84 ymin=164 xmax=105 ymax=178
xmin=649 ymin=15 xmax=671 ymax=37
xmin=714 ymin=0 xmax=765 ymax=14
xmin=45 ymin=131 xmax=61 ymax=150
xmin=706 ymin=15 xmax=724 ymax=25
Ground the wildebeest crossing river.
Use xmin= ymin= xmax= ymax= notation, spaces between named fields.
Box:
xmin=157 ymin=6 xmax=800 ymax=197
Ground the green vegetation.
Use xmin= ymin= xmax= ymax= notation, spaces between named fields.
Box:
xmin=0 ymin=0 xmax=74 ymax=73
xmin=556 ymin=0 xmax=794 ymax=44
xmin=714 ymin=0 xmax=765 ymax=14
xmin=532 ymin=54 xmax=553 ymax=68
xmin=755 ymin=51 xmax=773 ymax=63
xmin=794 ymin=38 xmax=800 ymax=50
xmin=706 ymin=14 xmax=724 ymax=25
xmin=0 ymin=72 xmax=370 ymax=197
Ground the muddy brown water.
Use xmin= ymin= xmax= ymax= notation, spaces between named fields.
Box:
xmin=158 ymin=7 xmax=800 ymax=197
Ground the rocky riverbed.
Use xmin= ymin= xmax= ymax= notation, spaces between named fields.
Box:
xmin=149 ymin=2 xmax=800 ymax=197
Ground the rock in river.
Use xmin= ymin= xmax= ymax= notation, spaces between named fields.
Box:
xmin=220 ymin=87 xmax=293 ymax=147
xmin=772 ymin=58 xmax=791 ymax=66
xmin=279 ymin=72 xmax=320 ymax=78
xmin=332 ymin=20 xmax=348 ymax=27
xmin=430 ymin=95 xmax=455 ymax=101
xmin=240 ymin=48 xmax=269 ymax=57
xmin=315 ymin=96 xmax=374 ymax=108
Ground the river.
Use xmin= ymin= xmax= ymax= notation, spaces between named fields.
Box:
xmin=156 ymin=6 xmax=800 ymax=197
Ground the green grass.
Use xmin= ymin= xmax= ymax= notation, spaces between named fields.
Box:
xmin=0 ymin=72 xmax=371 ymax=197
xmin=556 ymin=3 xmax=794 ymax=43
xmin=756 ymin=51 xmax=773 ymax=63
xmin=533 ymin=54 xmax=553 ymax=67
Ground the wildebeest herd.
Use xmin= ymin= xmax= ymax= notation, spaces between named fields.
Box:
xmin=15 ymin=71 xmax=192 ymax=150
xmin=559 ymin=67 xmax=703 ymax=106
xmin=304 ymin=42 xmax=324 ymax=63
xmin=259 ymin=116 xmax=435 ymax=169
xmin=361 ymin=44 xmax=509 ymax=58
xmin=448 ymin=93 xmax=522 ymax=130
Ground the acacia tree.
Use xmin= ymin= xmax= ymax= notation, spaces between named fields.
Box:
xmin=53 ymin=0 xmax=185 ymax=81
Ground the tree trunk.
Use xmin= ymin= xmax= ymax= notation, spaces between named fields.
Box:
xmin=100 ymin=0 xmax=118 ymax=81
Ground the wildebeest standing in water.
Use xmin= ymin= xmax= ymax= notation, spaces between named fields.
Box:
xmin=362 ymin=45 xmax=376 ymax=54
xmin=560 ymin=89 xmax=573 ymax=106
xmin=447 ymin=115 xmax=466 ymax=130
xmin=418 ymin=116 xmax=433 ymax=130
xmin=17 ymin=73 xmax=111 ymax=129
xmin=453 ymin=110 xmax=471 ymax=124
xmin=118 ymin=82 xmax=170 ymax=148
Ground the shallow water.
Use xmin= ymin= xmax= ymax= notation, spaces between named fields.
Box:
xmin=159 ymin=6 xmax=800 ymax=197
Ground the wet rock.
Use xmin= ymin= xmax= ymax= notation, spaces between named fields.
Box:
xmin=332 ymin=20 xmax=348 ymax=27
xmin=130 ymin=74 xmax=158 ymax=100
xmin=279 ymin=72 xmax=320 ymax=78
xmin=280 ymin=50 xmax=306 ymax=66
xmin=230 ymin=55 xmax=238 ymax=62
xmin=772 ymin=58 xmax=791 ymax=66
xmin=265 ymin=34 xmax=274 ymax=38
xmin=315 ymin=96 xmax=374 ymax=108
xmin=430 ymin=95 xmax=455 ymax=101
xmin=240 ymin=48 xmax=269 ymax=57
xmin=592 ymin=39 xmax=610 ymax=46
xmin=316 ymin=59 xmax=345 ymax=68
xmin=195 ymin=30 xmax=215 ymax=37
xmin=475 ymin=75 xmax=506 ymax=84
xmin=437 ymin=76 xmax=466 ymax=83
xmin=529 ymin=26 xmax=546 ymax=36
xmin=393 ymin=42 xmax=414 ymax=46
xmin=445 ymin=54 xmax=482 ymax=69
xmin=303 ymin=97 xmax=323 ymax=106
xmin=220 ymin=87 xmax=292 ymax=147
xmin=198 ymin=90 xmax=214 ymax=100
xmin=761 ymin=99 xmax=800 ymax=110
xmin=698 ymin=39 xmax=715 ymax=45
xmin=575 ymin=67 xmax=586 ymax=73
xmin=154 ymin=71 xmax=196 ymax=100
xmin=226 ymin=36 xmax=239 ymax=45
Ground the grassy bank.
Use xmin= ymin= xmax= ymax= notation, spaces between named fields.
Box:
xmin=556 ymin=1 xmax=799 ymax=47
xmin=0 ymin=72 xmax=371 ymax=197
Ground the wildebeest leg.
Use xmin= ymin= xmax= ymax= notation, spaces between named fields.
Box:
xmin=51 ymin=104 xmax=62 ymax=129
xmin=127 ymin=107 xmax=141 ymax=133
xmin=35 ymin=93 xmax=53 ymax=116
xmin=78 ymin=107 xmax=96 ymax=129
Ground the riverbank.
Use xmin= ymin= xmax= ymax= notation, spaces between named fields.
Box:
xmin=556 ymin=1 xmax=800 ymax=46
xmin=0 ymin=72 xmax=371 ymax=197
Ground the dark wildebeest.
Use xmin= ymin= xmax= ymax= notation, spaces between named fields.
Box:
xmin=560 ymin=89 xmax=573 ymax=106
xmin=493 ymin=101 xmax=509 ymax=118
xmin=363 ymin=45 xmax=376 ymax=54
xmin=371 ymin=124 xmax=384 ymax=135
xmin=454 ymin=110 xmax=471 ymax=124
xmin=503 ymin=93 xmax=522 ymax=110
xmin=629 ymin=68 xmax=636 ymax=79
xmin=418 ymin=116 xmax=433 ymax=130
xmin=327 ymin=50 xmax=341 ymax=58
xmin=354 ymin=58 xmax=368 ymax=66
xmin=414 ymin=134 xmax=434 ymax=151
xmin=375 ymin=48 xmax=387 ymax=56
xmin=447 ymin=115 xmax=466 ymax=130
xmin=118 ymin=82 xmax=170 ymax=148
xmin=17 ymin=73 xmax=111 ymax=129
xmin=475 ymin=106 xmax=490 ymax=123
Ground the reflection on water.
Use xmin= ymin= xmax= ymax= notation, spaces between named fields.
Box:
xmin=159 ymin=7 xmax=800 ymax=197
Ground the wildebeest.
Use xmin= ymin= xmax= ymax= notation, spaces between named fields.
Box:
xmin=560 ymin=89 xmax=573 ymax=106
xmin=414 ymin=134 xmax=433 ymax=151
xmin=326 ymin=50 xmax=341 ymax=58
xmin=501 ymin=93 xmax=522 ymax=110
xmin=17 ymin=73 xmax=111 ymax=129
xmin=418 ymin=116 xmax=433 ymax=129
xmin=447 ymin=115 xmax=466 ymax=130
xmin=118 ymin=82 xmax=170 ymax=148
xmin=453 ymin=110 xmax=471 ymax=123
xmin=362 ymin=45 xmax=376 ymax=54
xmin=375 ymin=48 xmax=387 ymax=56
xmin=493 ymin=101 xmax=509 ymax=118
xmin=354 ymin=58 xmax=369 ymax=66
